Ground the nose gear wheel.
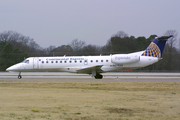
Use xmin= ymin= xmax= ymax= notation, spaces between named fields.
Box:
xmin=18 ymin=72 xmax=22 ymax=79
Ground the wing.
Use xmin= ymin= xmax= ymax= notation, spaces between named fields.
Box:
xmin=76 ymin=65 xmax=104 ymax=74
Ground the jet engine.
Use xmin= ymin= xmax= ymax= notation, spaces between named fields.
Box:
xmin=111 ymin=54 xmax=140 ymax=64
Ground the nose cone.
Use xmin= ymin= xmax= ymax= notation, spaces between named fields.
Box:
xmin=6 ymin=63 xmax=21 ymax=72
xmin=6 ymin=67 xmax=10 ymax=71
xmin=6 ymin=65 xmax=16 ymax=71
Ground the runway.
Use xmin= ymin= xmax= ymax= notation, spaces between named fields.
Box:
xmin=0 ymin=72 xmax=180 ymax=81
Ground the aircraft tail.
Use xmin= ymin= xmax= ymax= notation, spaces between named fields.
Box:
xmin=141 ymin=35 xmax=173 ymax=58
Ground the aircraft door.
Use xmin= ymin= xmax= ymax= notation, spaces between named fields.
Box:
xmin=84 ymin=59 xmax=88 ymax=65
xmin=33 ymin=57 xmax=39 ymax=69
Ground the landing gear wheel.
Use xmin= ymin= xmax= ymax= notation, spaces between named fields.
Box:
xmin=18 ymin=75 xmax=22 ymax=79
xmin=95 ymin=74 xmax=103 ymax=79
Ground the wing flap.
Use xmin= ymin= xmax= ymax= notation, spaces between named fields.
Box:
xmin=76 ymin=65 xmax=103 ymax=74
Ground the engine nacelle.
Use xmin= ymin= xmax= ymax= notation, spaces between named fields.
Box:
xmin=111 ymin=54 xmax=140 ymax=64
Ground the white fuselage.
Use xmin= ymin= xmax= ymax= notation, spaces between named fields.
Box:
xmin=6 ymin=35 xmax=172 ymax=79
xmin=6 ymin=51 xmax=159 ymax=74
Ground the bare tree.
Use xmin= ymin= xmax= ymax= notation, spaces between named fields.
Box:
xmin=0 ymin=31 xmax=43 ymax=56
xmin=68 ymin=39 xmax=86 ymax=52
xmin=163 ymin=30 xmax=178 ymax=70
xmin=164 ymin=30 xmax=178 ymax=49
xmin=101 ymin=39 xmax=112 ymax=54
xmin=51 ymin=45 xmax=73 ymax=56
xmin=178 ymin=38 xmax=180 ymax=51
xmin=112 ymin=31 xmax=128 ymax=38
xmin=44 ymin=46 xmax=56 ymax=55
xmin=81 ymin=44 xmax=101 ymax=55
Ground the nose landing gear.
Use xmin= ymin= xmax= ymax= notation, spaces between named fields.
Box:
xmin=18 ymin=72 xmax=22 ymax=79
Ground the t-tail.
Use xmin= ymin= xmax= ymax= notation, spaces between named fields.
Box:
xmin=142 ymin=35 xmax=173 ymax=58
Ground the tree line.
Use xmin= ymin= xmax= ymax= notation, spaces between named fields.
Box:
xmin=0 ymin=30 xmax=180 ymax=71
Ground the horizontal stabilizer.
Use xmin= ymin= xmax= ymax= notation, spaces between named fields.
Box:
xmin=155 ymin=35 xmax=173 ymax=40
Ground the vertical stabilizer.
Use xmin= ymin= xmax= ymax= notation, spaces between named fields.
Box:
xmin=142 ymin=35 xmax=173 ymax=58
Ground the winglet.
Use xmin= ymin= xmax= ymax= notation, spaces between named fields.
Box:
xmin=142 ymin=35 xmax=173 ymax=58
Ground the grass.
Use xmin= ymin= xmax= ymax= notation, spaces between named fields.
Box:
xmin=31 ymin=110 xmax=40 ymax=113
xmin=0 ymin=80 xmax=180 ymax=120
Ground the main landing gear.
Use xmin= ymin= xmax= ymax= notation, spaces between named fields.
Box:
xmin=18 ymin=72 xmax=22 ymax=79
xmin=94 ymin=74 xmax=103 ymax=79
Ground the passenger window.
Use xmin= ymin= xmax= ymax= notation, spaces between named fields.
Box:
xmin=80 ymin=60 xmax=82 ymax=63
xmin=91 ymin=60 xmax=93 ymax=62
xmin=106 ymin=60 xmax=108 ymax=62
xmin=96 ymin=60 xmax=98 ymax=62
xmin=56 ymin=61 xmax=58 ymax=63
xmin=64 ymin=61 xmax=66 ymax=63
xmin=51 ymin=61 xmax=53 ymax=63
xmin=69 ymin=61 xmax=72 ymax=63
xmin=101 ymin=60 xmax=103 ymax=62
xmin=46 ymin=61 xmax=48 ymax=63
xmin=42 ymin=61 xmax=44 ymax=63
xmin=75 ymin=60 xmax=77 ymax=63
xmin=60 ymin=61 xmax=62 ymax=63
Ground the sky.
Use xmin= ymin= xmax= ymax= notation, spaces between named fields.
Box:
xmin=1 ymin=0 xmax=180 ymax=48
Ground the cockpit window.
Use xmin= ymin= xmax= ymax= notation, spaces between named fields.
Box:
xmin=22 ymin=60 xmax=26 ymax=63
xmin=25 ymin=60 xmax=29 ymax=63
xmin=22 ymin=59 xmax=29 ymax=63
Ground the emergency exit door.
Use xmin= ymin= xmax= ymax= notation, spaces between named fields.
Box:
xmin=84 ymin=59 xmax=88 ymax=65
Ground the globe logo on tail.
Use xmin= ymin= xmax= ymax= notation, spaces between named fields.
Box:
xmin=142 ymin=42 xmax=161 ymax=58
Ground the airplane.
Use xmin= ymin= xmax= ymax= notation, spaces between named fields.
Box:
xmin=6 ymin=35 xmax=173 ymax=79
